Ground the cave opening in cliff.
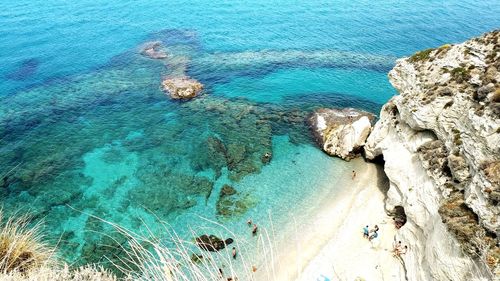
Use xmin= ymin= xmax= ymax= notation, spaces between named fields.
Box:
xmin=393 ymin=205 xmax=407 ymax=228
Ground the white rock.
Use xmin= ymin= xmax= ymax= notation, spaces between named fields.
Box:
xmin=309 ymin=108 xmax=374 ymax=160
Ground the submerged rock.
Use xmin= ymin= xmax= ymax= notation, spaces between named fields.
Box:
xmin=191 ymin=253 xmax=203 ymax=264
xmin=140 ymin=41 xmax=168 ymax=59
xmin=216 ymin=193 xmax=256 ymax=219
xmin=220 ymin=184 xmax=237 ymax=197
xmin=190 ymin=136 xmax=228 ymax=179
xmin=195 ymin=234 xmax=233 ymax=252
xmin=309 ymin=108 xmax=374 ymax=160
xmin=216 ymin=185 xmax=256 ymax=219
xmin=6 ymin=58 xmax=40 ymax=80
xmin=162 ymin=76 xmax=204 ymax=100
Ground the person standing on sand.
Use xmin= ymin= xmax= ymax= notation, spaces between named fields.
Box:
xmin=363 ymin=225 xmax=369 ymax=238
xmin=352 ymin=170 xmax=356 ymax=180
xmin=369 ymin=225 xmax=379 ymax=240
xmin=369 ymin=230 xmax=378 ymax=241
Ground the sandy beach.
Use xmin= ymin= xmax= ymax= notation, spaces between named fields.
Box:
xmin=255 ymin=159 xmax=406 ymax=281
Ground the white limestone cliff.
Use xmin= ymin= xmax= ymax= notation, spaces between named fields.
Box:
xmin=365 ymin=30 xmax=500 ymax=280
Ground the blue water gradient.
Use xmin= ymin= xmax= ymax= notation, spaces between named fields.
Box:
xmin=0 ymin=0 xmax=499 ymax=273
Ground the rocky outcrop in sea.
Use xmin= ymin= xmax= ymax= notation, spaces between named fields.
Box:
xmin=309 ymin=108 xmax=374 ymax=160
xmin=365 ymin=30 xmax=499 ymax=280
xmin=162 ymin=76 xmax=204 ymax=99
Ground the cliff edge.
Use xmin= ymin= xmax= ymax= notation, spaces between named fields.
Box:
xmin=365 ymin=30 xmax=500 ymax=280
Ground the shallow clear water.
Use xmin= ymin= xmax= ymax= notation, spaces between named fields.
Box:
xmin=0 ymin=0 xmax=499 ymax=273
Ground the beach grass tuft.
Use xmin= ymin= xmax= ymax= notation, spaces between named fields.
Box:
xmin=92 ymin=213 xmax=279 ymax=281
xmin=0 ymin=210 xmax=54 ymax=275
xmin=0 ymin=209 xmax=280 ymax=281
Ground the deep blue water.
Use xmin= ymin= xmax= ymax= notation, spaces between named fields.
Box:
xmin=0 ymin=0 xmax=499 ymax=273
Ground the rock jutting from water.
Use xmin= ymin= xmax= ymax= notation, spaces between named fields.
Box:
xmin=195 ymin=234 xmax=234 ymax=252
xmin=309 ymin=108 xmax=374 ymax=160
xmin=162 ymin=76 xmax=204 ymax=100
xmin=139 ymin=41 xmax=168 ymax=59
xmin=365 ymin=30 xmax=499 ymax=280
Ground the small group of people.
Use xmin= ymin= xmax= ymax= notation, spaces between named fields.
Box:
xmin=214 ymin=219 xmax=262 ymax=281
xmin=392 ymin=240 xmax=408 ymax=257
xmin=363 ymin=224 xmax=379 ymax=241
xmin=247 ymin=219 xmax=258 ymax=236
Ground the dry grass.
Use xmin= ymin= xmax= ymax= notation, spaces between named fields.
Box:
xmin=0 ymin=210 xmax=54 ymax=275
xmin=0 ymin=210 xmax=118 ymax=281
xmin=1 ymin=265 xmax=117 ymax=281
xmin=0 ymin=208 xmax=281 ymax=281
xmin=90 ymin=213 xmax=280 ymax=281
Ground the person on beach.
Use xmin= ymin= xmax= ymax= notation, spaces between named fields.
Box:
xmin=352 ymin=170 xmax=356 ymax=180
xmin=393 ymin=217 xmax=405 ymax=229
xmin=368 ymin=225 xmax=379 ymax=240
xmin=400 ymin=245 xmax=408 ymax=255
xmin=393 ymin=241 xmax=402 ymax=254
xmin=252 ymin=224 xmax=258 ymax=236
xmin=232 ymin=247 xmax=237 ymax=259
xmin=393 ymin=217 xmax=400 ymax=229
xmin=363 ymin=225 xmax=370 ymax=238
xmin=394 ymin=245 xmax=408 ymax=257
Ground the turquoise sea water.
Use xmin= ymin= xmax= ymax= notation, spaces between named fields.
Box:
xmin=1 ymin=0 xmax=499 ymax=274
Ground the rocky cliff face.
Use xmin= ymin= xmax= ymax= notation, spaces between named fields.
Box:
xmin=365 ymin=30 xmax=500 ymax=280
